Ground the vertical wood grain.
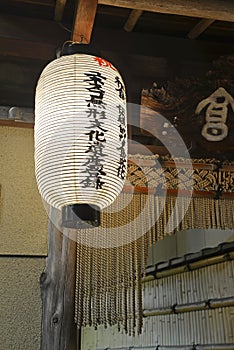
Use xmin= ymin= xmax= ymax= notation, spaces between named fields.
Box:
xmin=40 ymin=215 xmax=78 ymax=349
xmin=72 ymin=0 xmax=98 ymax=43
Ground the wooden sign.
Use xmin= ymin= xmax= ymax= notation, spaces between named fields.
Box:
xmin=140 ymin=56 xmax=234 ymax=160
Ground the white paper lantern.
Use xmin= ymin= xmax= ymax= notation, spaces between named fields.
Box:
xmin=35 ymin=53 xmax=127 ymax=228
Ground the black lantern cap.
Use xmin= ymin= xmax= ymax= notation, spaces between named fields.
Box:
xmin=60 ymin=41 xmax=101 ymax=57
xmin=62 ymin=204 xmax=100 ymax=229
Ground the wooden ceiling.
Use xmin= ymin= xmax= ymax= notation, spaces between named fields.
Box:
xmin=0 ymin=0 xmax=234 ymax=160
xmin=0 ymin=0 xmax=233 ymax=108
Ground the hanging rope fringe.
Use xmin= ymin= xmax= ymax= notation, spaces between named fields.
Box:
xmin=75 ymin=193 xmax=147 ymax=335
xmin=75 ymin=156 xmax=234 ymax=335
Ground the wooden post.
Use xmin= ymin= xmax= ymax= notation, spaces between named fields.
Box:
xmin=72 ymin=0 xmax=98 ymax=43
xmin=40 ymin=214 xmax=78 ymax=350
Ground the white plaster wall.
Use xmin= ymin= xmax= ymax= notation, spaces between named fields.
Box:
xmin=0 ymin=126 xmax=48 ymax=255
xmin=0 ymin=257 xmax=45 ymax=350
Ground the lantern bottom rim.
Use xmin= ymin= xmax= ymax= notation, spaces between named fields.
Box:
xmin=62 ymin=203 xmax=100 ymax=229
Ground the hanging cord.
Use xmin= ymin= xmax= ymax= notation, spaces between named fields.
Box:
xmin=213 ymin=160 xmax=224 ymax=200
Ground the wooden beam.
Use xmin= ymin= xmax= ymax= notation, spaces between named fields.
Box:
xmin=124 ymin=9 xmax=143 ymax=32
xmin=0 ymin=15 xmax=233 ymax=61
xmin=123 ymin=185 xmax=234 ymax=199
xmin=54 ymin=0 xmax=68 ymax=22
xmin=128 ymin=156 xmax=234 ymax=172
xmin=187 ymin=19 xmax=215 ymax=39
xmin=129 ymin=143 xmax=170 ymax=156
xmin=40 ymin=215 xmax=78 ymax=350
xmin=99 ymin=0 xmax=234 ymax=22
xmin=72 ymin=0 xmax=98 ymax=43
xmin=0 ymin=120 xmax=34 ymax=128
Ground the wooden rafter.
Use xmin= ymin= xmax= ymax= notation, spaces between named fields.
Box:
xmin=124 ymin=9 xmax=143 ymax=32
xmin=54 ymin=0 xmax=67 ymax=22
xmin=187 ymin=19 xmax=215 ymax=39
xmin=72 ymin=0 xmax=98 ymax=43
xmin=99 ymin=0 xmax=234 ymax=22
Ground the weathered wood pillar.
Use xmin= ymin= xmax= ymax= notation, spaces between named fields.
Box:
xmin=40 ymin=214 xmax=79 ymax=349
